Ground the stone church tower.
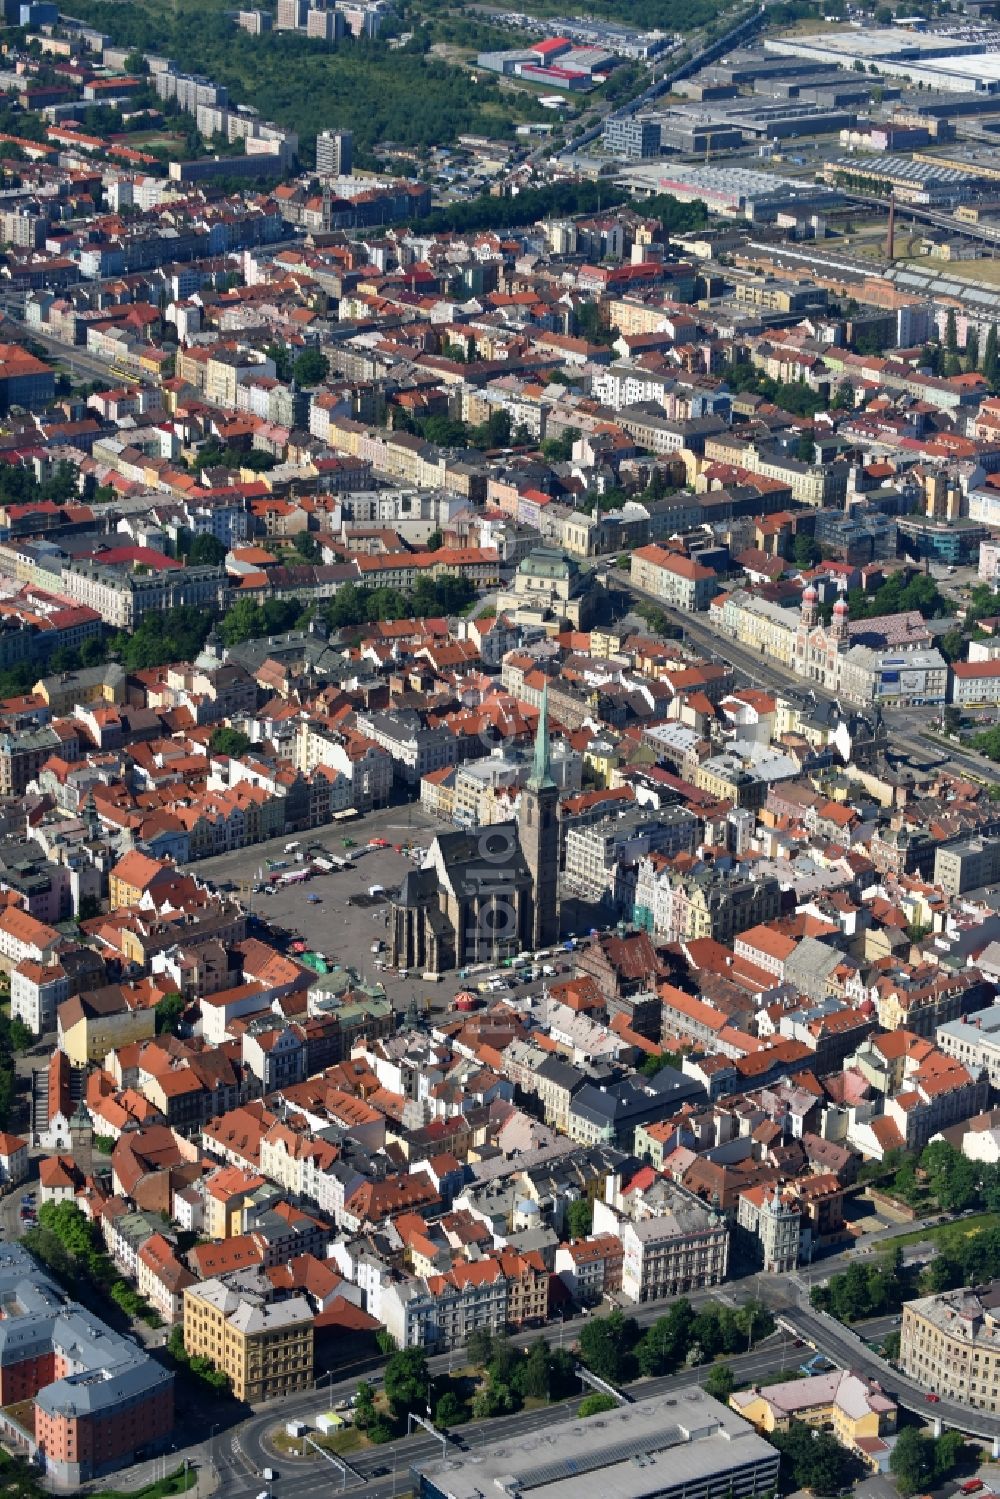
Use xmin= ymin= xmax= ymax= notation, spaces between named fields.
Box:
xmin=519 ymin=682 xmax=559 ymax=949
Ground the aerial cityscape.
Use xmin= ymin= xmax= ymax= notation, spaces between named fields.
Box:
xmin=5 ymin=0 xmax=1000 ymax=1497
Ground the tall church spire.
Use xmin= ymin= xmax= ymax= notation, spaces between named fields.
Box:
xmin=520 ymin=678 xmax=559 ymax=949
xmin=529 ymin=679 xmax=556 ymax=791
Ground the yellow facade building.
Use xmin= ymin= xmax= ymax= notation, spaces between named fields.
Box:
xmin=183 ymin=1270 xmax=314 ymax=1404
xmin=731 ymin=1370 xmax=896 ymax=1469
xmin=57 ymin=989 xmax=155 ymax=1065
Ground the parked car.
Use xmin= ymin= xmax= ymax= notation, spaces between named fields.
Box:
xmin=925 ymin=1393 xmax=940 ymax=1404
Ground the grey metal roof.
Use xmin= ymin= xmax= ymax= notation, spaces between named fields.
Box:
xmin=0 ymin=1243 xmax=172 ymax=1417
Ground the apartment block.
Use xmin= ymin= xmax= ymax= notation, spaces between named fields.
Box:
xmin=615 ymin=1185 xmax=729 ymax=1302
xmin=182 ymin=1268 xmax=314 ymax=1403
xmin=0 ymin=1243 xmax=173 ymax=1487
xmin=631 ymin=544 xmax=717 ymax=611
xmin=901 ymin=1283 xmax=1000 ymax=1411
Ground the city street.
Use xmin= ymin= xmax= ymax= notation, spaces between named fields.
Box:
xmin=610 ymin=567 xmax=1000 ymax=780
xmin=96 ymin=1254 xmax=914 ymax=1499
xmin=780 ymin=1301 xmax=1000 ymax=1445
xmin=160 ymin=1314 xmax=812 ymax=1499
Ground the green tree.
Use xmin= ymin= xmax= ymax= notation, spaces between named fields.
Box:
xmin=514 ymin=1341 xmax=554 ymax=1401
xmin=208 ymin=726 xmax=251 ymax=757
xmin=921 ymin=1140 xmax=981 ymax=1211
xmin=384 ymin=1346 xmax=431 ymax=1419
xmin=167 ymin=1325 xmax=188 ymax=1366
xmin=293 ymin=348 xmax=330 ymax=387
xmin=425 ymin=529 xmax=443 ymax=552
xmin=638 ymin=1049 xmax=683 ymax=1078
xmin=548 ymin=1346 xmax=577 ymax=1399
xmin=566 ymin=1197 xmax=593 ymax=1239
xmin=967 ymin=327 xmax=980 ymax=371
xmin=187 ymin=533 xmax=227 ymax=566
xmin=736 ymin=1301 xmax=774 ymax=1347
xmin=922 ymin=341 xmax=944 ymax=376
xmin=422 ymin=414 xmax=468 ymax=448
xmin=577 ymin=1393 xmax=617 ymax=1418
xmin=637 ymin=1300 xmax=694 ymax=1376
xmin=934 ymin=1428 xmax=965 ymax=1482
xmin=434 ymin=1390 xmax=466 ymax=1428
xmin=540 ymin=427 xmax=580 ymax=464
xmin=792 ymin=532 xmax=820 ymax=569
xmin=292 ymin=532 xmax=322 ymax=562
xmin=974 ymin=726 xmax=1000 ymax=762
xmin=968 ymin=582 xmax=1000 ymax=627
xmin=945 ymin=307 xmax=959 ymax=354
xmin=486 ymin=1336 xmax=520 ymax=1388
xmin=354 ymin=1381 xmax=376 ymax=1430
xmin=578 ymin=1309 xmax=640 ymax=1384
xmin=472 ymin=1377 xmax=518 ymax=1418
xmin=939 ymin=631 xmax=964 ymax=666
xmin=985 ymin=324 xmax=999 ymax=388
xmin=154 ymin=992 xmax=186 ymax=1036
xmin=575 ymin=301 xmax=615 ymax=346
xmin=890 ymin=1427 xmax=936 ymax=1497
xmin=705 ymin=1364 xmax=735 ymax=1401
xmin=112 ymin=605 xmax=213 ymax=671
xmin=8 ymin=1018 xmax=31 ymax=1052
xmin=220 ymin=596 xmax=265 ymax=647
xmin=21 ymin=1225 xmax=74 ymax=1283
xmin=464 ymin=1328 xmax=494 ymax=1367
xmin=266 ymin=342 xmax=292 ymax=382
xmin=771 ymin=1421 xmax=855 ymax=1495
xmin=80 ymin=636 xmax=106 ymax=668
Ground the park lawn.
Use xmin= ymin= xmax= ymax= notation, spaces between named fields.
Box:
xmin=268 ymin=1428 xmax=305 ymax=1458
xmin=885 ymin=1212 xmax=1000 ymax=1250
xmin=270 ymin=1423 xmax=368 ymax=1458
xmin=112 ymin=130 xmax=184 ymax=147
xmin=91 ymin=1465 xmax=196 ymax=1499
xmin=314 ymin=1426 xmax=367 ymax=1455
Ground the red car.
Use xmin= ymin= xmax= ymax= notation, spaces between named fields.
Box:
xmin=925 ymin=1393 xmax=941 ymax=1404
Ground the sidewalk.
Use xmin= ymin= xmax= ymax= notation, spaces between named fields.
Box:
xmin=77 ymin=1450 xmax=218 ymax=1498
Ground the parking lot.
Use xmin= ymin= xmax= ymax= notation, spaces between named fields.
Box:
xmin=183 ymin=804 xmax=509 ymax=1017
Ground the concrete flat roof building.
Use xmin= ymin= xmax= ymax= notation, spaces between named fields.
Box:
xmin=412 ymin=1387 xmax=779 ymax=1499
xmin=766 ymin=26 xmax=1000 ymax=92
xmin=618 ymin=161 xmax=843 ymax=222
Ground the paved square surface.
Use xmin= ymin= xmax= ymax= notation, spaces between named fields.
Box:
xmin=183 ymin=804 xmax=556 ymax=1017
